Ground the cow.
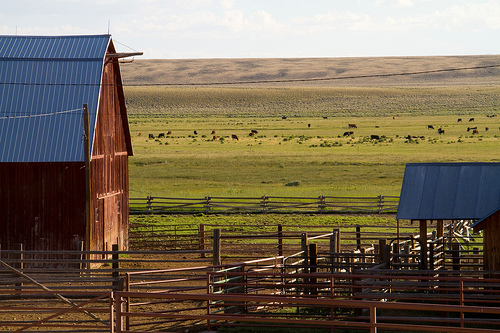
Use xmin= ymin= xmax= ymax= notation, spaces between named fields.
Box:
xmin=323 ymin=116 xmax=328 ymax=119
xmin=438 ymin=128 xmax=445 ymax=134
xmin=231 ymin=134 xmax=239 ymax=140
xmin=194 ymin=130 xmax=198 ymax=135
xmin=213 ymin=135 xmax=217 ymax=141
xmin=343 ymin=131 xmax=354 ymax=136
xmin=427 ymin=125 xmax=434 ymax=129
xmin=158 ymin=133 xmax=165 ymax=138
xmin=167 ymin=130 xmax=172 ymax=135
xmin=249 ymin=132 xmax=255 ymax=136
xmin=282 ymin=116 xmax=287 ymax=119
xmin=137 ymin=132 xmax=142 ymax=136
xmin=148 ymin=134 xmax=154 ymax=139
xmin=370 ymin=135 xmax=380 ymax=140
xmin=211 ymin=130 xmax=216 ymax=134
xmin=467 ymin=126 xmax=477 ymax=132
xmin=473 ymin=129 xmax=479 ymax=135
xmin=308 ymin=124 xmax=311 ymax=128
xmin=251 ymin=129 xmax=258 ymax=134
xmin=486 ymin=127 xmax=489 ymax=131
xmin=457 ymin=118 xmax=462 ymax=122
xmin=348 ymin=124 xmax=357 ymax=129
xmin=469 ymin=118 xmax=475 ymax=122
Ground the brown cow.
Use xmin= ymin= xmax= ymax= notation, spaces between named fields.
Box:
xmin=249 ymin=132 xmax=255 ymax=136
xmin=231 ymin=134 xmax=239 ymax=140
xmin=473 ymin=129 xmax=479 ymax=134
xmin=348 ymin=124 xmax=357 ymax=129
xmin=213 ymin=135 xmax=217 ymax=140
xmin=167 ymin=130 xmax=172 ymax=135
xmin=438 ymin=128 xmax=445 ymax=134
xmin=211 ymin=130 xmax=216 ymax=134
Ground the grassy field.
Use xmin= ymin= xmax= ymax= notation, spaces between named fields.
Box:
xmin=122 ymin=56 xmax=500 ymax=200
xmin=127 ymin=96 xmax=500 ymax=199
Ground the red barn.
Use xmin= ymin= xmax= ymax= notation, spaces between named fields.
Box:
xmin=0 ymin=35 xmax=140 ymax=253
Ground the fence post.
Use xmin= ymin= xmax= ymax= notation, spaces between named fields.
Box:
xmin=14 ymin=243 xmax=23 ymax=291
xmin=378 ymin=195 xmax=384 ymax=214
xmin=356 ymin=226 xmax=361 ymax=250
xmin=200 ymin=224 xmax=206 ymax=258
xmin=147 ymin=195 xmax=153 ymax=213
xmin=261 ymin=195 xmax=267 ymax=212
xmin=213 ymin=229 xmax=221 ymax=267
xmin=205 ymin=196 xmax=211 ymax=214
xmin=112 ymin=244 xmax=121 ymax=291
xmin=278 ymin=224 xmax=283 ymax=257
xmin=378 ymin=239 xmax=386 ymax=265
xmin=301 ymin=233 xmax=308 ymax=271
xmin=330 ymin=229 xmax=340 ymax=273
xmin=318 ymin=195 xmax=326 ymax=212
xmin=452 ymin=242 xmax=460 ymax=271
xmin=309 ymin=243 xmax=317 ymax=295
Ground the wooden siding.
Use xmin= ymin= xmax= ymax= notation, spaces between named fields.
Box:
xmin=480 ymin=212 xmax=500 ymax=271
xmin=90 ymin=45 xmax=131 ymax=252
xmin=0 ymin=162 xmax=86 ymax=251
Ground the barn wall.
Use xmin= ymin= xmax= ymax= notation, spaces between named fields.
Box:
xmin=482 ymin=212 xmax=500 ymax=271
xmin=90 ymin=50 xmax=131 ymax=252
xmin=0 ymin=162 xmax=86 ymax=251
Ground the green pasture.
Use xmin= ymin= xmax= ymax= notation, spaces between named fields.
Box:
xmin=127 ymin=100 xmax=500 ymax=199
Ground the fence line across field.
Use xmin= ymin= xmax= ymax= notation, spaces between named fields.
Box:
xmin=129 ymin=195 xmax=400 ymax=214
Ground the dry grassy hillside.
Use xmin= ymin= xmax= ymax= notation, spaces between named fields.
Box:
xmin=120 ymin=55 xmax=500 ymax=87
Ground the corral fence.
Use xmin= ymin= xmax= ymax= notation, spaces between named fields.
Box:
xmin=129 ymin=195 xmax=400 ymax=214
xmin=129 ymin=221 xmax=484 ymax=272
xmin=118 ymin=258 xmax=500 ymax=333
xmin=0 ymin=222 xmax=488 ymax=332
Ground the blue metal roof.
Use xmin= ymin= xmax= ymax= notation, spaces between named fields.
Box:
xmin=0 ymin=35 xmax=111 ymax=162
xmin=396 ymin=162 xmax=500 ymax=220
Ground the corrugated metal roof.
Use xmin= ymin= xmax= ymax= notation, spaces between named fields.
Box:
xmin=396 ymin=162 xmax=500 ymax=220
xmin=0 ymin=35 xmax=111 ymax=162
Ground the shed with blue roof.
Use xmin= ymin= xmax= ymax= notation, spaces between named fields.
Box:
xmin=0 ymin=35 xmax=139 ymax=254
xmin=397 ymin=162 xmax=500 ymax=271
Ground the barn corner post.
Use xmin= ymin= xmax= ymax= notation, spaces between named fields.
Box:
xmin=83 ymin=103 xmax=92 ymax=261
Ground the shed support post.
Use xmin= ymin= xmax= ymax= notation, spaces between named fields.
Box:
xmin=419 ymin=220 xmax=428 ymax=270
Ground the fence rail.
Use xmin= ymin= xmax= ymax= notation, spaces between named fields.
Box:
xmin=129 ymin=195 xmax=399 ymax=214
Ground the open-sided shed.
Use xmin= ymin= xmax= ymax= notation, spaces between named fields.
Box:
xmin=0 ymin=35 xmax=138 ymax=253
xmin=397 ymin=162 xmax=500 ymax=270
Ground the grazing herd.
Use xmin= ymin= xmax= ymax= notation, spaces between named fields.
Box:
xmin=139 ymin=115 xmax=498 ymax=144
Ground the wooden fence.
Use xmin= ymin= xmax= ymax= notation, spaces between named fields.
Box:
xmin=129 ymin=195 xmax=399 ymax=214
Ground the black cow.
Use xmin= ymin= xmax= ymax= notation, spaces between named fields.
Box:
xmin=469 ymin=118 xmax=475 ymax=122
xmin=251 ymin=129 xmax=258 ymax=134
xmin=194 ymin=130 xmax=198 ymax=135
xmin=343 ymin=131 xmax=354 ymax=136
xmin=148 ymin=134 xmax=154 ymax=139
xmin=371 ymin=135 xmax=380 ymax=140
xmin=231 ymin=134 xmax=239 ymax=140
xmin=427 ymin=125 xmax=434 ymax=129
xmin=457 ymin=118 xmax=462 ymax=122
xmin=158 ymin=133 xmax=165 ymax=138
xmin=438 ymin=128 xmax=445 ymax=134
